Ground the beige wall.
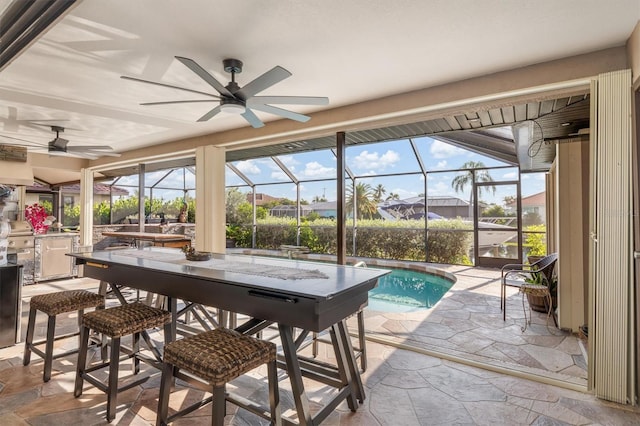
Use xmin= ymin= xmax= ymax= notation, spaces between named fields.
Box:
xmin=555 ymin=138 xmax=590 ymax=332
xmin=628 ymin=21 xmax=640 ymax=88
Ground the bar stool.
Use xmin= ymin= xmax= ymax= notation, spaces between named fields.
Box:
xmin=157 ymin=328 xmax=281 ymax=426
xmin=74 ymin=302 xmax=172 ymax=422
xmin=23 ymin=289 xmax=105 ymax=382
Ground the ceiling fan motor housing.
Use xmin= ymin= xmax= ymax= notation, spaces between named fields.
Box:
xmin=223 ymin=58 xmax=243 ymax=74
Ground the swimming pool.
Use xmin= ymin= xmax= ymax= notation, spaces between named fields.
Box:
xmin=368 ymin=268 xmax=454 ymax=313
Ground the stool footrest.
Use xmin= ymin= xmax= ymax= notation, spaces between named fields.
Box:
xmin=32 ymin=330 xmax=81 ymax=345
xmin=166 ymin=395 xmax=214 ymax=423
xmin=81 ymin=369 xmax=153 ymax=394
xmin=29 ymin=345 xmax=79 ymax=361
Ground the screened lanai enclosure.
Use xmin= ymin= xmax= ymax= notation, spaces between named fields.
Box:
xmin=33 ymin=128 xmax=553 ymax=268
xmin=25 ymin=93 xmax=592 ymax=267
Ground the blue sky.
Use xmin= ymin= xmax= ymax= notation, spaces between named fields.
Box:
xmin=226 ymin=136 xmax=545 ymax=206
xmin=108 ymin=135 xmax=546 ymax=207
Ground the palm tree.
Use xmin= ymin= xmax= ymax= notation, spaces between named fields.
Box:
xmin=346 ymin=182 xmax=378 ymax=219
xmin=373 ymin=184 xmax=386 ymax=202
xmin=385 ymin=192 xmax=400 ymax=201
xmin=451 ymin=160 xmax=496 ymax=218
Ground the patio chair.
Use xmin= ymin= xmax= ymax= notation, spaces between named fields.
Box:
xmin=500 ymin=253 xmax=558 ymax=325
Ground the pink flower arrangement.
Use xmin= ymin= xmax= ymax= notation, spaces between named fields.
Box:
xmin=25 ymin=203 xmax=49 ymax=234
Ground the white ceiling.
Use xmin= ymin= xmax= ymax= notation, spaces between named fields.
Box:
xmin=0 ymin=0 xmax=639 ymax=159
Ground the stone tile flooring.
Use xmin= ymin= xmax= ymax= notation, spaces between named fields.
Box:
xmin=358 ymin=263 xmax=588 ymax=388
xmin=1 ymin=274 xmax=638 ymax=425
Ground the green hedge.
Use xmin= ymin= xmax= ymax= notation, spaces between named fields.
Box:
xmin=230 ymin=217 xmax=472 ymax=265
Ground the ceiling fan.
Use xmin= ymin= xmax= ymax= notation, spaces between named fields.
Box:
xmin=122 ymin=57 xmax=329 ymax=128
xmin=0 ymin=126 xmax=121 ymax=159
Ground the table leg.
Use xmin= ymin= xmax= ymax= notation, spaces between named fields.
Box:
xmin=336 ymin=320 xmax=365 ymax=403
xmin=278 ymin=323 xmax=313 ymax=426
xmin=329 ymin=324 xmax=358 ymax=411
xmin=167 ymin=296 xmax=177 ymax=342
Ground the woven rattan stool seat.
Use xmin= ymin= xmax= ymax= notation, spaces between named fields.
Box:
xmin=24 ymin=290 xmax=105 ymax=383
xmin=76 ymin=302 xmax=172 ymax=422
xmin=164 ymin=328 xmax=276 ymax=387
xmin=82 ymin=302 xmax=171 ymax=338
xmin=30 ymin=290 xmax=104 ymax=316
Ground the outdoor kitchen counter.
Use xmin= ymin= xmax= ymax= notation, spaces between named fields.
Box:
xmin=34 ymin=232 xmax=79 ymax=282
xmin=101 ymin=231 xmax=192 ymax=248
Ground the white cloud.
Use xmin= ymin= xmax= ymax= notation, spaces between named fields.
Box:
xmin=503 ymin=172 xmax=518 ymax=179
xmin=302 ymin=161 xmax=336 ymax=179
xmin=428 ymin=181 xmax=455 ymax=196
xmin=270 ymin=170 xmax=289 ymax=181
xmin=436 ymin=160 xmax=448 ymax=169
xmin=430 ymin=140 xmax=465 ymax=159
xmin=352 ymin=150 xmax=400 ymax=171
xmin=277 ymin=155 xmax=299 ymax=167
xmin=235 ymin=160 xmax=260 ymax=175
xmin=390 ymin=188 xmax=419 ymax=199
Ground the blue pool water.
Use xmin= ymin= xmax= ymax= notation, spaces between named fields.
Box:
xmin=368 ymin=268 xmax=454 ymax=313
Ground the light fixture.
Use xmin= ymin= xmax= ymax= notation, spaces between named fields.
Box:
xmin=220 ymin=99 xmax=246 ymax=114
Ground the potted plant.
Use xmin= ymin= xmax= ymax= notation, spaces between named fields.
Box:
xmin=524 ymin=267 xmax=558 ymax=313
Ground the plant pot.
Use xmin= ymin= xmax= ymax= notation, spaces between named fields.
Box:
xmin=527 ymin=255 xmax=543 ymax=265
xmin=527 ymin=293 xmax=557 ymax=313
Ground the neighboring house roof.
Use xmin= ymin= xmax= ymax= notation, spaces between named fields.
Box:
xmin=383 ymin=196 xmax=469 ymax=208
xmin=270 ymin=204 xmax=313 ymax=214
xmin=250 ymin=193 xmax=282 ymax=205
xmin=308 ymin=201 xmax=337 ymax=210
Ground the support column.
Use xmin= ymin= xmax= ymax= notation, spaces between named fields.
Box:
xmin=195 ymin=146 xmax=226 ymax=253
xmin=336 ymin=132 xmax=346 ymax=265
xmin=138 ymin=163 xmax=145 ymax=232
xmin=79 ymin=168 xmax=93 ymax=250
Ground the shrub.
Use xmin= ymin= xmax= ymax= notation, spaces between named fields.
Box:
xmin=524 ymin=224 xmax=546 ymax=257
xmin=233 ymin=216 xmax=472 ymax=264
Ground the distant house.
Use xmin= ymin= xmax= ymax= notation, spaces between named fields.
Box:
xmin=379 ymin=196 xmax=472 ymax=219
xmin=509 ymin=191 xmax=546 ymax=223
xmin=307 ymin=201 xmax=337 ymax=218
xmin=250 ymin=193 xmax=282 ymax=206
xmin=269 ymin=204 xmax=313 ymax=218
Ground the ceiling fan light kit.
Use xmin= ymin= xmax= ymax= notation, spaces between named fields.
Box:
xmin=220 ymin=99 xmax=246 ymax=114
xmin=122 ymin=56 xmax=329 ymax=128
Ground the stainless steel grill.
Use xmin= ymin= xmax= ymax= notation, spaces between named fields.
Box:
xmin=7 ymin=220 xmax=34 ymax=263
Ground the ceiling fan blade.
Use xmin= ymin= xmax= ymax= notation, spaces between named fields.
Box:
xmin=248 ymin=96 xmax=329 ymax=106
xmin=65 ymin=145 xmax=114 ymax=151
xmin=121 ymin=76 xmax=221 ymax=99
xmin=0 ymin=134 xmax=45 ymax=146
xmin=141 ymin=99 xmax=219 ymax=106
xmin=175 ymin=56 xmax=233 ymax=97
xmin=48 ymin=151 xmax=99 ymax=160
xmin=91 ymin=151 xmax=121 ymax=157
xmin=236 ymin=66 xmax=291 ymax=100
xmin=0 ymin=141 xmax=46 ymax=150
xmin=241 ymin=109 xmax=265 ymax=128
xmin=249 ymin=104 xmax=310 ymax=123
xmin=196 ymin=105 xmax=223 ymax=122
